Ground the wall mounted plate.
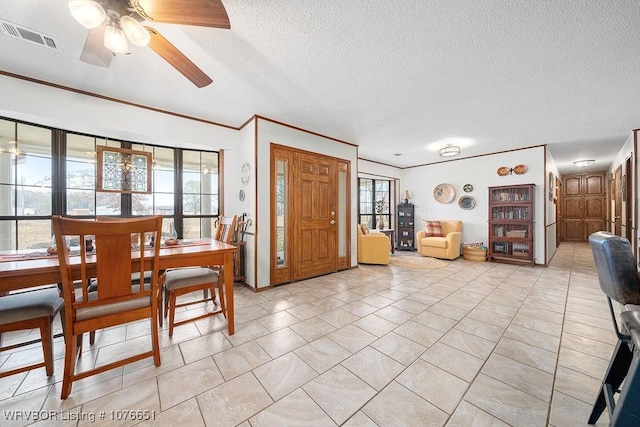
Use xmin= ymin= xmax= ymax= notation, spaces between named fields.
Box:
xmin=433 ymin=183 xmax=455 ymax=204
xmin=240 ymin=162 xmax=251 ymax=186
xmin=463 ymin=184 xmax=473 ymax=192
xmin=458 ymin=195 xmax=476 ymax=210
xmin=514 ymin=164 xmax=528 ymax=174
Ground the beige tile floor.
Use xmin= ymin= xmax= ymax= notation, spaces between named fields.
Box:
xmin=0 ymin=242 xmax=616 ymax=426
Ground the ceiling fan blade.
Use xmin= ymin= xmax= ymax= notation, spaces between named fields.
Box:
xmin=132 ymin=0 xmax=230 ymax=29
xmin=145 ymin=26 xmax=213 ymax=88
xmin=79 ymin=26 xmax=113 ymax=68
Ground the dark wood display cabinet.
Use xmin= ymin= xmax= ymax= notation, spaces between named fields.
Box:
xmin=397 ymin=203 xmax=415 ymax=251
xmin=488 ymin=184 xmax=535 ymax=266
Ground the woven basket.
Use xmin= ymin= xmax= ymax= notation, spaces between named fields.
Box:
xmin=463 ymin=247 xmax=487 ymax=262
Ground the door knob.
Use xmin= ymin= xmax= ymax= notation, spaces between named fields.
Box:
xmin=330 ymin=220 xmax=335 ymax=224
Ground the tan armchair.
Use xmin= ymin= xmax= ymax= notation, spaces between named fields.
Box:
xmin=416 ymin=220 xmax=463 ymax=260
xmin=357 ymin=224 xmax=391 ymax=265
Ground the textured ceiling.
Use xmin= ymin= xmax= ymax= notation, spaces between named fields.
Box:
xmin=0 ymin=1 xmax=638 ymax=172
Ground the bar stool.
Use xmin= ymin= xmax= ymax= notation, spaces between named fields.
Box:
xmin=588 ymin=231 xmax=640 ymax=425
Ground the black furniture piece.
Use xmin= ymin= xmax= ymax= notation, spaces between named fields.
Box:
xmin=588 ymin=231 xmax=640 ymax=426
xmin=397 ymin=203 xmax=415 ymax=250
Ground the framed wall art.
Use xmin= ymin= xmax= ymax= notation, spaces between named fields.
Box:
xmin=96 ymin=145 xmax=152 ymax=194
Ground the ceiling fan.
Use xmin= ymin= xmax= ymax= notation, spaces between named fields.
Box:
xmin=68 ymin=0 xmax=230 ymax=87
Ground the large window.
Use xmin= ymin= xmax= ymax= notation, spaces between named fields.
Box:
xmin=0 ymin=120 xmax=52 ymax=249
xmin=0 ymin=117 xmax=220 ymax=250
xmin=358 ymin=178 xmax=391 ymax=230
xmin=67 ymin=134 xmax=121 ymax=216
xmin=181 ymin=149 xmax=219 ymax=239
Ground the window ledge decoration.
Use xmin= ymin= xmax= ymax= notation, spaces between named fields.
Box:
xmin=97 ymin=145 xmax=152 ymax=193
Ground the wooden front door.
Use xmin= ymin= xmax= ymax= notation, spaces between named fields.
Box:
xmin=562 ymin=172 xmax=606 ymax=242
xmin=271 ymin=144 xmax=350 ymax=285
xmin=294 ymin=153 xmax=336 ymax=280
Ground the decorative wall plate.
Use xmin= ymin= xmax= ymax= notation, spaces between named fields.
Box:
xmin=497 ymin=166 xmax=510 ymax=176
xmin=240 ymin=162 xmax=251 ymax=186
xmin=513 ymin=164 xmax=528 ymax=175
xmin=463 ymin=184 xmax=473 ymax=192
xmin=433 ymin=183 xmax=456 ymax=204
xmin=458 ymin=195 xmax=476 ymax=210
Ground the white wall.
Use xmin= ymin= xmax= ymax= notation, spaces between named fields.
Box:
xmin=358 ymin=159 xmax=402 ymax=180
xmin=0 ymin=75 xmax=239 ymax=151
xmin=401 ymin=146 xmax=547 ymax=264
xmin=223 ymin=120 xmax=257 ymax=288
xmin=255 ymin=119 xmax=358 ymax=289
xmin=545 ymin=147 xmax=560 ymax=263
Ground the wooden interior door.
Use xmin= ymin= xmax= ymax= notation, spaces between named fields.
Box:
xmin=614 ymin=167 xmax=622 ymax=236
xmin=562 ymin=172 xmax=606 ymax=241
xmin=625 ymin=157 xmax=632 ymax=241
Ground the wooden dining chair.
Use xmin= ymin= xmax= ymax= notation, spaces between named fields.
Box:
xmin=162 ymin=215 xmax=237 ymax=337
xmin=0 ymin=287 xmax=63 ymax=378
xmin=52 ymin=215 xmax=163 ymax=399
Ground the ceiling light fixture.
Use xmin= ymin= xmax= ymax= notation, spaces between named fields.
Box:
xmin=104 ymin=20 xmax=129 ymax=54
xmin=439 ymin=144 xmax=461 ymax=157
xmin=68 ymin=0 xmax=150 ymax=55
xmin=573 ymin=160 xmax=595 ymax=167
xmin=68 ymin=0 xmax=106 ymax=29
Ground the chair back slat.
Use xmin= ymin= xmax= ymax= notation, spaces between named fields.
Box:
xmin=215 ymin=215 xmax=238 ymax=244
xmin=94 ymin=234 xmax=133 ymax=299
xmin=589 ymin=231 xmax=640 ymax=305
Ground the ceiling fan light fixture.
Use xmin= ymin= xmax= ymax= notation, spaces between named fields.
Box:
xmin=68 ymin=0 xmax=106 ymax=29
xmin=104 ymin=25 xmax=129 ymax=54
xmin=439 ymin=144 xmax=461 ymax=157
xmin=120 ymin=15 xmax=150 ymax=46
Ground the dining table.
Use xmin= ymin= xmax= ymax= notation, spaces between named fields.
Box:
xmin=0 ymin=239 xmax=238 ymax=335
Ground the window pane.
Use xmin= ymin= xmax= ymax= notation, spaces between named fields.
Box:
xmin=67 ymin=133 xmax=99 ymax=215
xmin=0 ymin=151 xmax=16 ymax=185
xmin=183 ymin=217 xmax=216 ymax=239
xmin=66 ymin=160 xmax=96 ymax=190
xmin=97 ymin=192 xmax=121 ymax=215
xmin=18 ymin=220 xmax=52 ymax=250
xmin=17 ymin=155 xmax=51 ymax=187
xmin=183 ymin=193 xmax=201 ymax=215
xmin=132 ymin=193 xmax=153 ymax=216
xmin=131 ymin=144 xmax=175 ymax=216
xmin=0 ymin=220 xmax=15 ymax=250
xmin=182 ymin=149 xmax=219 ymax=219
xmin=17 ymin=124 xmax=51 ymax=156
xmin=21 ymin=185 xmax=51 ymax=215
xmin=0 ymin=184 xmax=15 ymax=215
xmin=67 ymin=189 xmax=95 ymax=215
xmin=154 ymin=193 xmax=174 ymax=215
xmin=154 ymin=169 xmax=174 ymax=193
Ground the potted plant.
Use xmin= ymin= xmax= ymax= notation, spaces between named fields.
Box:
xmin=374 ymin=197 xmax=387 ymax=229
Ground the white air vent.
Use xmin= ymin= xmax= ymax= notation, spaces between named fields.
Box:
xmin=0 ymin=20 xmax=61 ymax=51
